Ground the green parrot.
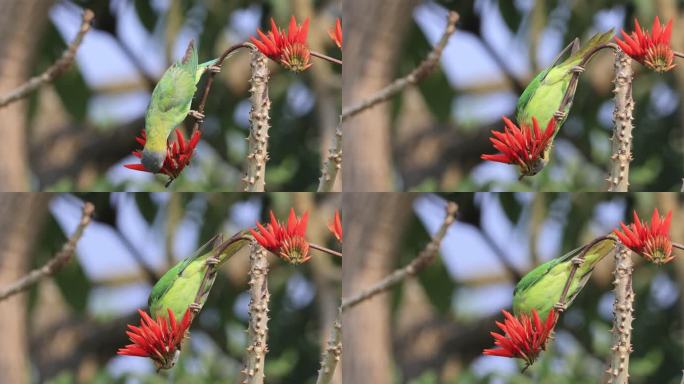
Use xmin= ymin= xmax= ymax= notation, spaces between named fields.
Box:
xmin=514 ymin=30 xmax=614 ymax=176
xmin=148 ymin=231 xmax=250 ymax=320
xmin=512 ymin=235 xmax=617 ymax=321
xmin=141 ymin=40 xmax=223 ymax=173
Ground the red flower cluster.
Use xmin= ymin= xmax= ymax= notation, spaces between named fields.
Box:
xmin=483 ymin=309 xmax=557 ymax=368
xmin=251 ymin=16 xmax=312 ymax=72
xmin=481 ymin=117 xmax=556 ymax=176
xmin=124 ymin=128 xmax=201 ymax=181
xmin=329 ymin=18 xmax=342 ymax=49
xmin=328 ymin=209 xmax=342 ymax=243
xmin=117 ymin=308 xmax=192 ymax=370
xmin=250 ymin=208 xmax=311 ymax=264
xmin=614 ymin=208 xmax=674 ymax=264
xmin=615 ymin=16 xmax=675 ymax=73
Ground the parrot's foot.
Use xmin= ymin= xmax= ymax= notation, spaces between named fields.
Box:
xmin=553 ymin=302 xmax=567 ymax=313
xmin=571 ymin=65 xmax=585 ymax=74
xmin=571 ymin=256 xmax=585 ymax=266
xmin=207 ymin=64 xmax=221 ymax=73
xmin=553 ymin=110 xmax=567 ymax=121
xmin=206 ymin=256 xmax=219 ymax=266
xmin=189 ymin=303 xmax=202 ymax=313
xmin=188 ymin=110 xmax=205 ymax=121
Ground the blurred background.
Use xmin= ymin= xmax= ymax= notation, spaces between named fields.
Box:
xmin=343 ymin=192 xmax=684 ymax=383
xmin=344 ymin=0 xmax=684 ymax=191
xmin=0 ymin=0 xmax=341 ymax=191
xmin=0 ymin=192 xmax=341 ymax=383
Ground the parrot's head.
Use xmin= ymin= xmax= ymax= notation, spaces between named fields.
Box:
xmin=518 ymin=149 xmax=550 ymax=180
xmin=141 ymin=149 xmax=165 ymax=173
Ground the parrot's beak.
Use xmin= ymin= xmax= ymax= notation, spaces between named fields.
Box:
xmin=141 ymin=150 xmax=165 ymax=173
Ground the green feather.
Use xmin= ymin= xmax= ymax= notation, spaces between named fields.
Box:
xmin=148 ymin=231 xmax=250 ymax=319
xmin=512 ymin=236 xmax=616 ymax=320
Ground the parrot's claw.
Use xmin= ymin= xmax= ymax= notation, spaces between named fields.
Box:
xmin=571 ymin=65 xmax=585 ymax=74
xmin=189 ymin=303 xmax=202 ymax=313
xmin=571 ymin=257 xmax=584 ymax=266
xmin=553 ymin=111 xmax=567 ymax=121
xmin=206 ymin=257 xmax=219 ymax=266
xmin=207 ymin=65 xmax=221 ymax=73
xmin=188 ymin=110 xmax=205 ymax=121
xmin=553 ymin=303 xmax=567 ymax=313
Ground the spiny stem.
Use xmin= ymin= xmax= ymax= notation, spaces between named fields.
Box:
xmin=315 ymin=311 xmax=342 ymax=384
xmin=242 ymin=46 xmax=272 ymax=192
xmin=607 ymin=48 xmax=635 ymax=192
xmin=605 ymin=244 xmax=634 ymax=384
xmin=240 ymin=242 xmax=270 ymax=384
xmin=317 ymin=121 xmax=342 ymax=192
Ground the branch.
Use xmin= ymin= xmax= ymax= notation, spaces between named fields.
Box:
xmin=0 ymin=202 xmax=94 ymax=301
xmin=316 ymin=312 xmax=342 ymax=384
xmin=242 ymin=47 xmax=272 ymax=192
xmin=554 ymin=236 xmax=615 ymax=312
xmin=605 ymin=244 xmax=634 ymax=384
xmin=240 ymin=242 xmax=270 ymax=384
xmin=607 ymin=48 xmax=635 ymax=192
xmin=340 ymin=11 xmax=459 ymax=122
xmin=340 ymin=201 xmax=458 ymax=312
xmin=190 ymin=43 xmax=249 ymax=136
xmin=311 ymin=51 xmax=343 ymax=66
xmin=310 ymin=242 xmax=342 ymax=258
xmin=317 ymin=122 xmax=342 ymax=192
xmin=0 ymin=9 xmax=94 ymax=108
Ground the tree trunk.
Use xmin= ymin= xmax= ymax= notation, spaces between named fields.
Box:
xmin=342 ymin=193 xmax=414 ymax=383
xmin=0 ymin=0 xmax=54 ymax=191
xmin=342 ymin=0 xmax=419 ymax=191
xmin=0 ymin=194 xmax=51 ymax=383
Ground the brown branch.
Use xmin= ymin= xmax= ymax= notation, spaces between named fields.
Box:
xmin=190 ymin=43 xmax=249 ymax=136
xmin=316 ymin=311 xmax=342 ymax=384
xmin=317 ymin=122 xmax=342 ymax=192
xmin=340 ymin=11 xmax=459 ymax=122
xmin=240 ymin=241 xmax=270 ymax=384
xmin=0 ymin=202 xmax=95 ymax=301
xmin=605 ymin=244 xmax=634 ymax=384
xmin=0 ymin=9 xmax=94 ymax=108
xmin=554 ymin=236 xmax=615 ymax=312
xmin=340 ymin=201 xmax=458 ymax=312
xmin=607 ymin=48 xmax=635 ymax=192
xmin=309 ymin=242 xmax=342 ymax=258
xmin=242 ymin=47 xmax=272 ymax=192
xmin=311 ymin=51 xmax=343 ymax=66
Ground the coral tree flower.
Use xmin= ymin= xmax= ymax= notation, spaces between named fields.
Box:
xmin=328 ymin=209 xmax=342 ymax=243
xmin=250 ymin=16 xmax=312 ymax=72
xmin=614 ymin=208 xmax=674 ymax=264
xmin=481 ymin=116 xmax=556 ymax=176
xmin=117 ymin=308 xmax=192 ymax=370
xmin=483 ymin=309 xmax=557 ymax=369
xmin=329 ymin=18 xmax=342 ymax=49
xmin=615 ymin=16 xmax=675 ymax=73
xmin=250 ymin=208 xmax=311 ymax=264
xmin=124 ymin=128 xmax=201 ymax=181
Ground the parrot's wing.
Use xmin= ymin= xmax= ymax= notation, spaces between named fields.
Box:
xmin=513 ymin=244 xmax=585 ymax=298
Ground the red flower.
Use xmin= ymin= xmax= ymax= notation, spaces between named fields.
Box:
xmin=615 ymin=16 xmax=675 ymax=73
xmin=124 ymin=128 xmax=201 ymax=182
xmin=614 ymin=208 xmax=674 ymax=264
xmin=329 ymin=18 xmax=342 ymax=49
xmin=250 ymin=16 xmax=312 ymax=72
xmin=328 ymin=209 xmax=342 ymax=243
xmin=117 ymin=308 xmax=192 ymax=370
xmin=483 ymin=309 xmax=557 ymax=368
xmin=249 ymin=208 xmax=311 ymax=264
xmin=481 ymin=116 xmax=556 ymax=176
